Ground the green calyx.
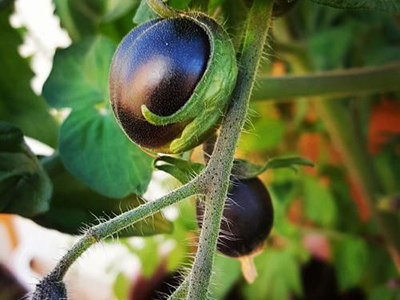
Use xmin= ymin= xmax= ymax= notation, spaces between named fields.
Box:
xmin=141 ymin=12 xmax=238 ymax=154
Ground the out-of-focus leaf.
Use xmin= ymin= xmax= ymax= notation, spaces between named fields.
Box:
xmin=363 ymin=243 xmax=398 ymax=288
xmin=210 ymin=254 xmax=241 ymax=300
xmin=369 ymin=285 xmax=399 ymax=300
xmin=239 ymin=113 xmax=285 ymax=152
xmin=53 ymin=0 xmax=106 ymax=40
xmin=164 ymin=197 xmax=197 ymax=272
xmin=308 ymin=25 xmax=354 ymax=70
xmin=0 ymin=8 xmax=58 ymax=147
xmin=0 ymin=122 xmax=52 ymax=217
xmin=303 ymin=177 xmax=337 ymax=227
xmin=168 ymin=0 xmax=192 ymax=9
xmin=43 ymin=37 xmax=115 ymax=110
xmin=59 ymin=108 xmax=152 ymax=198
xmin=125 ymin=237 xmax=161 ymax=277
xmin=43 ymin=37 xmax=153 ymax=198
xmin=113 ymin=272 xmax=130 ymax=300
xmin=103 ymin=0 xmax=139 ymax=22
xmin=308 ymin=0 xmax=400 ymax=14
xmin=221 ymin=0 xmax=248 ymax=48
xmin=209 ymin=0 xmax=228 ymax=13
xmin=34 ymin=155 xmax=172 ymax=236
xmin=320 ymin=166 xmax=364 ymax=232
xmin=243 ymin=247 xmax=303 ymax=300
xmin=133 ymin=0 xmax=157 ymax=24
xmin=333 ymin=236 xmax=368 ymax=291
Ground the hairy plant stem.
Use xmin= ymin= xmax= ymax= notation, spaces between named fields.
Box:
xmin=252 ymin=61 xmax=400 ymax=101
xmin=34 ymin=0 xmax=273 ymax=297
xmin=186 ymin=1 xmax=274 ymax=299
xmin=42 ymin=180 xmax=199 ymax=283
xmin=169 ymin=278 xmax=189 ymax=300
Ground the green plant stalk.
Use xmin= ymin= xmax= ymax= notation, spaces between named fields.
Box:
xmin=169 ymin=278 xmax=189 ymax=300
xmin=316 ymin=100 xmax=400 ymax=256
xmin=252 ymin=61 xmax=400 ymax=101
xmin=186 ymin=1 xmax=274 ymax=299
xmin=42 ymin=180 xmax=199 ymax=282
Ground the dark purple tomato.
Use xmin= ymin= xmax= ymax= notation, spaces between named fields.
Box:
xmin=110 ymin=17 xmax=211 ymax=151
xmin=129 ymin=262 xmax=182 ymax=300
xmin=294 ymin=257 xmax=366 ymax=300
xmin=197 ymin=177 xmax=274 ymax=258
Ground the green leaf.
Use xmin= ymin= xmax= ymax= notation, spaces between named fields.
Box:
xmin=239 ymin=114 xmax=285 ymax=152
xmin=59 ymin=107 xmax=153 ymax=198
xmin=153 ymin=156 xmax=204 ymax=184
xmin=53 ymin=0 xmax=106 ymax=41
xmin=0 ymin=8 xmax=58 ymax=147
xmin=168 ymin=0 xmax=192 ymax=9
xmin=133 ymin=0 xmax=158 ymax=24
xmin=303 ymin=177 xmax=337 ymax=227
xmin=232 ymin=156 xmax=314 ymax=179
xmin=369 ymin=285 xmax=399 ymax=300
xmin=333 ymin=236 xmax=368 ymax=291
xmin=113 ymin=272 xmax=130 ymax=300
xmin=43 ymin=37 xmax=115 ymax=110
xmin=308 ymin=25 xmax=354 ymax=70
xmin=0 ymin=122 xmax=52 ymax=217
xmin=210 ymin=254 xmax=241 ymax=300
xmin=308 ymin=0 xmax=400 ymax=14
xmin=125 ymin=237 xmax=161 ymax=277
xmin=243 ymin=248 xmax=303 ymax=300
xmin=43 ymin=36 xmax=153 ymax=197
xmin=103 ymin=0 xmax=139 ymax=22
xmin=34 ymin=155 xmax=172 ymax=237
xmin=208 ymin=0 xmax=228 ymax=14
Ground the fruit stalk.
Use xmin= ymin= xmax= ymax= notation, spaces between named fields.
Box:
xmin=42 ymin=180 xmax=199 ymax=282
xmin=186 ymin=0 xmax=274 ymax=299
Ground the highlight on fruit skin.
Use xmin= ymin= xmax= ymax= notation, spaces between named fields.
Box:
xmin=196 ymin=177 xmax=274 ymax=282
xmin=109 ymin=13 xmax=237 ymax=154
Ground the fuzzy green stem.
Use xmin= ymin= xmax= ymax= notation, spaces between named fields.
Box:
xmin=251 ymin=61 xmax=400 ymax=101
xmin=169 ymin=278 xmax=189 ymax=300
xmin=186 ymin=1 xmax=274 ymax=299
xmin=45 ymin=180 xmax=199 ymax=281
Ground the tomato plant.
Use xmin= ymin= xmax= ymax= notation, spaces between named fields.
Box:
xmin=1 ymin=0 xmax=400 ymax=300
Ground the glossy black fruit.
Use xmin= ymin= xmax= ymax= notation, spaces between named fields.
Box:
xmin=110 ymin=18 xmax=209 ymax=151
xmin=196 ymin=177 xmax=274 ymax=258
xmin=110 ymin=14 xmax=237 ymax=154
